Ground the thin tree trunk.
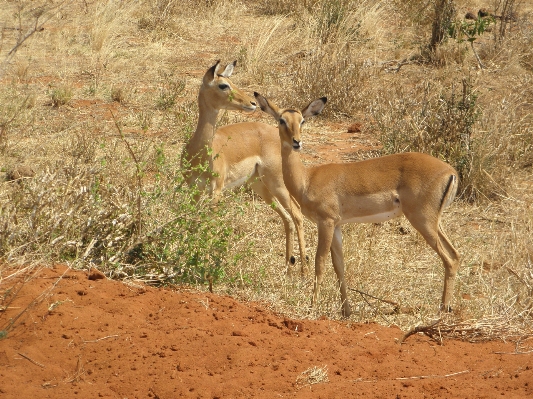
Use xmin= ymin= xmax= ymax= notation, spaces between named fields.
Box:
xmin=430 ymin=0 xmax=456 ymax=49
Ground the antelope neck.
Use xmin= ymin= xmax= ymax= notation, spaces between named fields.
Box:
xmin=280 ymin=144 xmax=308 ymax=203
xmin=188 ymin=92 xmax=219 ymax=154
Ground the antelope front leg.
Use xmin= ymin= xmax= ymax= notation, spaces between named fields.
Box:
xmin=438 ymin=227 xmax=460 ymax=312
xmin=330 ymin=226 xmax=351 ymax=318
xmin=268 ymin=198 xmax=296 ymax=274
xmin=312 ymin=219 xmax=335 ymax=310
xmin=289 ymin=199 xmax=308 ymax=276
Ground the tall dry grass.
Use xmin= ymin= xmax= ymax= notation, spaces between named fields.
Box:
xmin=0 ymin=0 xmax=532 ymax=339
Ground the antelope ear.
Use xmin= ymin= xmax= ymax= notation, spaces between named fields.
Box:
xmin=204 ymin=60 xmax=221 ymax=84
xmin=220 ymin=61 xmax=236 ymax=78
xmin=254 ymin=92 xmax=280 ymax=121
xmin=302 ymin=97 xmax=327 ymax=118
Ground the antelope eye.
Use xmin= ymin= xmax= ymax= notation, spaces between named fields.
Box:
xmin=301 ymin=119 xmax=306 ymax=125
xmin=218 ymin=84 xmax=229 ymax=90
xmin=279 ymin=118 xmax=286 ymax=125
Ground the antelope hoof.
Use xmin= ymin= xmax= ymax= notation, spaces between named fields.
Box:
xmin=440 ymin=303 xmax=453 ymax=313
xmin=290 ymin=255 xmax=296 ymax=265
xmin=341 ymin=305 xmax=352 ymax=318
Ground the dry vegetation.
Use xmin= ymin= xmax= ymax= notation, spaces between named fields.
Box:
xmin=1 ymin=0 xmax=532 ymax=340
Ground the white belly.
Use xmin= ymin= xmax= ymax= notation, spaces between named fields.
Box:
xmin=341 ymin=208 xmax=403 ymax=224
xmin=223 ymin=157 xmax=260 ymax=190
xmin=224 ymin=174 xmax=251 ymax=190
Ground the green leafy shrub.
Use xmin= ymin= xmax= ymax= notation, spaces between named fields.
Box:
xmin=448 ymin=15 xmax=495 ymax=69
xmin=0 ymin=135 xmax=249 ymax=288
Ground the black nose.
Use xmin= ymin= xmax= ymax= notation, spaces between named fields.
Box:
xmin=292 ymin=139 xmax=301 ymax=149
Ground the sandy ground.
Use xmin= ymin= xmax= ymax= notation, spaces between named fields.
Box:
xmin=1 ymin=264 xmax=532 ymax=398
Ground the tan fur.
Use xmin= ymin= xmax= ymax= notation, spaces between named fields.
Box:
xmin=181 ymin=61 xmax=308 ymax=272
xmin=255 ymin=92 xmax=461 ymax=317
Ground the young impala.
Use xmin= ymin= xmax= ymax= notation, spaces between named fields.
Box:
xmin=181 ymin=61 xmax=308 ymax=273
xmin=254 ymin=92 xmax=461 ymax=317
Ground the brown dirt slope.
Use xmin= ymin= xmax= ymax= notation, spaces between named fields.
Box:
xmin=0 ymin=265 xmax=531 ymax=398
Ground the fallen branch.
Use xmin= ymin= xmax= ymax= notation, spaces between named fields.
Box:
xmin=399 ymin=319 xmax=442 ymax=344
xmin=400 ymin=315 xmax=533 ymax=344
xmin=18 ymin=352 xmax=45 ymax=368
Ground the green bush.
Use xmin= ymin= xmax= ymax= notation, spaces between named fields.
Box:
xmin=0 ymin=136 xmax=249 ymax=288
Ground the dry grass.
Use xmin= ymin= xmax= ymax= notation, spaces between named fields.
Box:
xmin=1 ymin=0 xmax=532 ymax=340
xmin=296 ymin=365 xmax=329 ymax=388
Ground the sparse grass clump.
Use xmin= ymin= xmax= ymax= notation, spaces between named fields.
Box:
xmin=296 ymin=365 xmax=329 ymax=388
xmin=111 ymin=87 xmax=126 ymax=103
xmin=276 ymin=0 xmax=384 ymax=116
xmin=288 ymin=48 xmax=369 ymax=118
xmin=49 ymin=85 xmax=73 ymax=107
xmin=0 ymin=89 xmax=32 ymax=152
xmin=156 ymin=72 xmax=186 ymax=110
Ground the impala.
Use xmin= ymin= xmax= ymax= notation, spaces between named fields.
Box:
xmin=181 ymin=61 xmax=307 ymax=272
xmin=254 ymin=92 xmax=461 ymax=317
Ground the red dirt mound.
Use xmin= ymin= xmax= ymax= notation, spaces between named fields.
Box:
xmin=0 ymin=265 xmax=531 ymax=398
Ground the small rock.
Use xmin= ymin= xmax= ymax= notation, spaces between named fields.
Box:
xmin=283 ymin=318 xmax=304 ymax=332
xmin=347 ymin=123 xmax=362 ymax=133
xmin=5 ymin=165 xmax=35 ymax=181
xmin=88 ymin=268 xmax=106 ymax=281
xmin=478 ymin=8 xmax=491 ymax=17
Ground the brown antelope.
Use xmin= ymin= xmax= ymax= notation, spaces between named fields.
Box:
xmin=181 ymin=61 xmax=308 ymax=272
xmin=254 ymin=92 xmax=461 ymax=317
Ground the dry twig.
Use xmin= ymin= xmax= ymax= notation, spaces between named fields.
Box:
xmin=0 ymin=2 xmax=66 ymax=78
xmin=396 ymin=369 xmax=469 ymax=380
xmin=18 ymin=352 xmax=45 ymax=368
xmin=82 ymin=334 xmax=119 ymax=343
xmin=64 ymin=354 xmax=85 ymax=383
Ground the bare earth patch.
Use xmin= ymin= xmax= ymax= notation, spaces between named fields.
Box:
xmin=1 ymin=265 xmax=532 ymax=398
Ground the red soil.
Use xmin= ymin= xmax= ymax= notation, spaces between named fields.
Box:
xmin=1 ymin=265 xmax=531 ymax=398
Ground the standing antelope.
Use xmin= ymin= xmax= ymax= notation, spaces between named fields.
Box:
xmin=254 ymin=92 xmax=461 ymax=317
xmin=181 ymin=61 xmax=308 ymax=272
